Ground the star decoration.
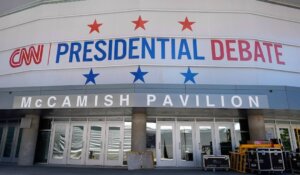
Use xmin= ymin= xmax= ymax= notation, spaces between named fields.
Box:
xmin=130 ymin=66 xmax=148 ymax=83
xmin=132 ymin=16 xmax=148 ymax=30
xmin=178 ymin=17 xmax=195 ymax=31
xmin=88 ymin=20 xmax=102 ymax=34
xmin=83 ymin=68 xmax=99 ymax=85
xmin=181 ymin=67 xmax=198 ymax=84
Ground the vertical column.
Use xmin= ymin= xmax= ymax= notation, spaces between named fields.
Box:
xmin=18 ymin=114 xmax=40 ymax=166
xmin=247 ymin=110 xmax=266 ymax=141
xmin=131 ymin=108 xmax=147 ymax=152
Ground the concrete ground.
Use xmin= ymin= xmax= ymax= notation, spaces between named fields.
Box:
xmin=0 ymin=164 xmax=292 ymax=175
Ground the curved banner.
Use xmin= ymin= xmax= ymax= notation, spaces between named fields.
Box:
xmin=1 ymin=37 xmax=296 ymax=75
xmin=0 ymin=36 xmax=299 ymax=87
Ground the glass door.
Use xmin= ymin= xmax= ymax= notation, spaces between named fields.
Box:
xmin=292 ymin=125 xmax=300 ymax=151
xmin=48 ymin=123 xmax=69 ymax=164
xmin=176 ymin=122 xmax=195 ymax=167
xmin=49 ymin=121 xmax=125 ymax=166
xmin=265 ymin=124 xmax=276 ymax=141
xmin=156 ymin=122 xmax=176 ymax=166
xmin=85 ymin=122 xmax=105 ymax=165
xmin=215 ymin=123 xmax=234 ymax=156
xmin=0 ymin=125 xmax=4 ymax=160
xmin=195 ymin=123 xmax=214 ymax=167
xmin=105 ymin=122 xmax=123 ymax=166
xmin=67 ymin=123 xmax=87 ymax=165
xmin=276 ymin=125 xmax=293 ymax=151
xmin=0 ymin=125 xmax=20 ymax=162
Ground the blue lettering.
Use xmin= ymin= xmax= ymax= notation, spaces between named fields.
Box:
xmin=157 ymin=38 xmax=169 ymax=59
xmin=108 ymin=40 xmax=113 ymax=60
xmin=83 ymin=41 xmax=94 ymax=62
xmin=141 ymin=38 xmax=155 ymax=59
xmin=193 ymin=39 xmax=205 ymax=60
xmin=56 ymin=43 xmax=69 ymax=63
xmin=69 ymin=42 xmax=82 ymax=62
xmin=171 ymin=38 xmax=176 ymax=59
xmin=178 ymin=39 xmax=191 ymax=60
xmin=94 ymin=40 xmax=107 ymax=61
xmin=129 ymin=38 xmax=140 ymax=59
xmin=54 ymin=37 xmax=205 ymax=64
xmin=114 ymin=39 xmax=126 ymax=60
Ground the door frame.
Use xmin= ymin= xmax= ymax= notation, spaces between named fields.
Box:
xmin=214 ymin=122 xmax=235 ymax=156
xmin=195 ymin=122 xmax=215 ymax=167
xmin=276 ymin=124 xmax=293 ymax=151
xmin=48 ymin=122 xmax=70 ymax=164
xmin=48 ymin=120 xmax=125 ymax=166
xmin=85 ymin=122 xmax=105 ymax=165
xmin=0 ymin=124 xmax=5 ymax=161
xmin=0 ymin=124 xmax=20 ymax=162
xmin=67 ymin=122 xmax=87 ymax=165
xmin=104 ymin=121 xmax=124 ymax=166
xmin=176 ymin=122 xmax=196 ymax=167
xmin=265 ymin=123 xmax=276 ymax=141
xmin=156 ymin=121 xmax=176 ymax=167
xmin=291 ymin=124 xmax=300 ymax=151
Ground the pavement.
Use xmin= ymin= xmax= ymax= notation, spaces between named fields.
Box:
xmin=0 ymin=164 xmax=292 ymax=175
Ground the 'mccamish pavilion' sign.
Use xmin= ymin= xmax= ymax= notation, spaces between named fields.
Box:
xmin=13 ymin=93 xmax=269 ymax=109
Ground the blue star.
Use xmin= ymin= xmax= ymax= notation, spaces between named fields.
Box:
xmin=181 ymin=67 xmax=198 ymax=84
xmin=130 ymin=66 xmax=148 ymax=83
xmin=83 ymin=68 xmax=99 ymax=85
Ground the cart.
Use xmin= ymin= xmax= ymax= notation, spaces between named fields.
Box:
xmin=203 ymin=155 xmax=230 ymax=172
xmin=290 ymin=152 xmax=300 ymax=174
xmin=247 ymin=148 xmax=285 ymax=174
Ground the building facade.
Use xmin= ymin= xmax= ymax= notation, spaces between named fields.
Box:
xmin=0 ymin=0 xmax=300 ymax=167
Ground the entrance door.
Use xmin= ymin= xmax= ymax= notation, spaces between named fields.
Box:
xmin=67 ymin=123 xmax=87 ymax=165
xmin=0 ymin=125 xmax=4 ymax=161
xmin=195 ymin=123 xmax=214 ymax=167
xmin=156 ymin=122 xmax=176 ymax=166
xmin=176 ymin=122 xmax=195 ymax=167
xmin=265 ymin=124 xmax=276 ymax=141
xmin=85 ymin=122 xmax=105 ymax=165
xmin=0 ymin=126 xmax=3 ymax=156
xmin=292 ymin=125 xmax=300 ymax=150
xmin=48 ymin=123 xmax=69 ymax=164
xmin=105 ymin=122 xmax=123 ymax=166
xmin=49 ymin=121 xmax=124 ymax=166
xmin=0 ymin=125 xmax=20 ymax=162
xmin=157 ymin=122 xmax=196 ymax=167
xmin=276 ymin=125 xmax=293 ymax=151
xmin=215 ymin=123 xmax=234 ymax=156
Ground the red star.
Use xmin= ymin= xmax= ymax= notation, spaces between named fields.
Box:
xmin=178 ymin=17 xmax=195 ymax=31
xmin=88 ymin=20 xmax=102 ymax=34
xmin=132 ymin=16 xmax=148 ymax=30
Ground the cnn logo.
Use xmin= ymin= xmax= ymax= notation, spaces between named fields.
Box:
xmin=9 ymin=45 xmax=44 ymax=68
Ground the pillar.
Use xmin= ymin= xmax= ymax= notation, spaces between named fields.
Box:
xmin=247 ymin=110 xmax=266 ymax=141
xmin=131 ymin=108 xmax=147 ymax=152
xmin=18 ymin=114 xmax=40 ymax=166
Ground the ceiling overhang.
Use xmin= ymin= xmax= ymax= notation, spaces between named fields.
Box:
xmin=258 ymin=0 xmax=300 ymax=9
